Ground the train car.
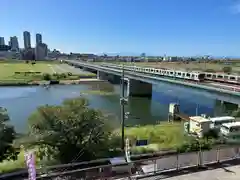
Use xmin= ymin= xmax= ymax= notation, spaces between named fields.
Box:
xmin=100 ymin=63 xmax=205 ymax=82
xmin=205 ymin=72 xmax=240 ymax=85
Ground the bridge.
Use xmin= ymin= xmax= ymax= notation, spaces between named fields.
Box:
xmin=64 ymin=60 xmax=240 ymax=105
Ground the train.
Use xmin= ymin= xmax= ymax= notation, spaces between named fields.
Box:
xmin=100 ymin=63 xmax=240 ymax=85
xmin=204 ymin=72 xmax=240 ymax=85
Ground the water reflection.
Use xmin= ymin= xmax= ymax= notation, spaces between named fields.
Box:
xmin=89 ymin=82 xmax=115 ymax=93
xmin=0 ymin=83 xmax=238 ymax=133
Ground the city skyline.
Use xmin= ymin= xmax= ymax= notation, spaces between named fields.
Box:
xmin=0 ymin=31 xmax=43 ymax=49
xmin=2 ymin=0 xmax=240 ymax=56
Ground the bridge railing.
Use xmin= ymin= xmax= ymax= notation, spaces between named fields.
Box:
xmin=2 ymin=145 xmax=240 ymax=180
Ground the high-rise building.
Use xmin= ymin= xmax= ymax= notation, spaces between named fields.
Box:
xmin=36 ymin=33 xmax=42 ymax=45
xmin=35 ymin=43 xmax=48 ymax=60
xmin=10 ymin=36 xmax=19 ymax=51
xmin=23 ymin=31 xmax=31 ymax=49
xmin=0 ymin=37 xmax=5 ymax=45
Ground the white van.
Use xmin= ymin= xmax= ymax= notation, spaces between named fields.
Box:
xmin=210 ymin=116 xmax=236 ymax=129
xmin=220 ymin=122 xmax=240 ymax=137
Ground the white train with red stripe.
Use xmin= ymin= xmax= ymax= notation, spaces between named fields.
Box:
xmin=205 ymin=72 xmax=240 ymax=85
xmin=101 ymin=63 xmax=240 ymax=85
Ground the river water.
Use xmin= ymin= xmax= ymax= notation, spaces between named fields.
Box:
xmin=0 ymin=83 xmax=238 ymax=133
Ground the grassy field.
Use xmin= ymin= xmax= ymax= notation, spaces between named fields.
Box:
xmin=0 ymin=62 xmax=53 ymax=80
xmin=0 ymin=61 xmax=96 ymax=84
xmin=0 ymin=122 xmax=186 ymax=173
xmin=97 ymin=61 xmax=240 ymax=74
xmin=124 ymin=122 xmax=189 ymax=154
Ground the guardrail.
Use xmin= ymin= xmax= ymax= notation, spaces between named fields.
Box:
xmin=1 ymin=146 xmax=239 ymax=180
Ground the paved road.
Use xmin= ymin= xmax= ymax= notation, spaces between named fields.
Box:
xmin=137 ymin=164 xmax=240 ymax=180
xmin=138 ymin=148 xmax=238 ymax=173
xmin=48 ymin=64 xmax=93 ymax=75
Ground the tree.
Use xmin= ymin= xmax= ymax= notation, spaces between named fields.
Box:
xmin=26 ymin=97 xmax=116 ymax=163
xmin=0 ymin=107 xmax=18 ymax=162
xmin=222 ymin=66 xmax=232 ymax=73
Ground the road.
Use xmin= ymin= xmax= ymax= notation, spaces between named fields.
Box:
xmin=137 ymin=164 xmax=240 ymax=180
xmin=114 ymin=148 xmax=239 ymax=180
xmin=135 ymin=148 xmax=237 ymax=173
xmin=48 ymin=64 xmax=94 ymax=75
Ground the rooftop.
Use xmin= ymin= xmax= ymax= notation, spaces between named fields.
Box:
xmin=189 ymin=116 xmax=211 ymax=123
xmin=221 ymin=121 xmax=240 ymax=128
xmin=210 ymin=116 xmax=235 ymax=122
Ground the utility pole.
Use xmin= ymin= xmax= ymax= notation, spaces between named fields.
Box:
xmin=120 ymin=64 xmax=128 ymax=151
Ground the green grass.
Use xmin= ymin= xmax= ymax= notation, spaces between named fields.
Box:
xmin=0 ymin=62 xmax=55 ymax=80
xmin=0 ymin=151 xmax=26 ymax=173
xmin=0 ymin=61 xmax=96 ymax=84
xmin=0 ymin=122 xmax=187 ymax=173
xmin=124 ymin=122 xmax=190 ymax=154
xmin=0 ymin=150 xmax=42 ymax=174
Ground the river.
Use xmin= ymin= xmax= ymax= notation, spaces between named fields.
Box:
xmin=0 ymin=83 xmax=238 ymax=133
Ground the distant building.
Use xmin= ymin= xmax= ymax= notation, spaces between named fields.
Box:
xmin=22 ymin=48 xmax=35 ymax=60
xmin=36 ymin=33 xmax=42 ymax=45
xmin=35 ymin=43 xmax=48 ymax=60
xmin=0 ymin=37 xmax=5 ymax=45
xmin=23 ymin=31 xmax=31 ymax=49
xmin=10 ymin=36 xmax=19 ymax=51
xmin=0 ymin=45 xmax=11 ymax=51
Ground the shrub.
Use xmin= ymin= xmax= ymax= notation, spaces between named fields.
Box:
xmin=176 ymin=138 xmax=213 ymax=153
xmin=222 ymin=66 xmax=232 ymax=73
xmin=205 ymin=69 xmax=216 ymax=72
xmin=42 ymin=73 xmax=52 ymax=81
xmin=60 ymin=73 xmax=67 ymax=79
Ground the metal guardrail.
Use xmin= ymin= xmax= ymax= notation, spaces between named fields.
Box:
xmin=66 ymin=60 xmax=240 ymax=95
xmin=1 ymin=146 xmax=239 ymax=180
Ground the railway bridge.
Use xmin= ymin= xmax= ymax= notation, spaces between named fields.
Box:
xmin=64 ymin=60 xmax=240 ymax=105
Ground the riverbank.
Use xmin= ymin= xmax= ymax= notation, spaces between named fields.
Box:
xmin=0 ymin=78 xmax=105 ymax=86
xmin=0 ymin=122 xmax=185 ymax=173
xmin=124 ymin=122 xmax=189 ymax=154
xmin=0 ymin=60 xmax=99 ymax=86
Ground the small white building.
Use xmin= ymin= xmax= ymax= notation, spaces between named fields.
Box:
xmin=189 ymin=116 xmax=212 ymax=138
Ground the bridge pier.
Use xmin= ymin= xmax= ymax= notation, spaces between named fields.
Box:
xmin=127 ymin=79 xmax=152 ymax=97
xmin=97 ymin=71 xmax=107 ymax=80
xmin=97 ymin=71 xmax=121 ymax=84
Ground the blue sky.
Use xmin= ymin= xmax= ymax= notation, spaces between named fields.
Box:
xmin=1 ymin=0 xmax=240 ymax=56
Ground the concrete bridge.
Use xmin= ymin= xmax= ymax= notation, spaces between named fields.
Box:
xmin=64 ymin=60 xmax=240 ymax=105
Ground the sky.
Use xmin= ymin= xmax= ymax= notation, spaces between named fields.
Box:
xmin=1 ymin=0 xmax=240 ymax=56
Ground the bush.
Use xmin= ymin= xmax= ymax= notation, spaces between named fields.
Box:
xmin=177 ymin=138 xmax=213 ymax=153
xmin=52 ymin=73 xmax=67 ymax=79
xmin=205 ymin=69 xmax=216 ymax=72
xmin=222 ymin=66 xmax=232 ymax=73
xmin=60 ymin=73 xmax=67 ymax=79
xmin=42 ymin=73 xmax=52 ymax=81
xmin=204 ymin=129 xmax=219 ymax=139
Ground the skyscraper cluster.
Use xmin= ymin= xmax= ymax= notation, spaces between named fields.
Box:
xmin=0 ymin=31 xmax=48 ymax=60
xmin=0 ymin=36 xmax=19 ymax=52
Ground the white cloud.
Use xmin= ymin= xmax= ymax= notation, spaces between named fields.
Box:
xmin=230 ymin=1 xmax=240 ymax=14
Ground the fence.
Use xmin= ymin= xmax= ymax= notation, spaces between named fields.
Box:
xmin=1 ymin=146 xmax=240 ymax=180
